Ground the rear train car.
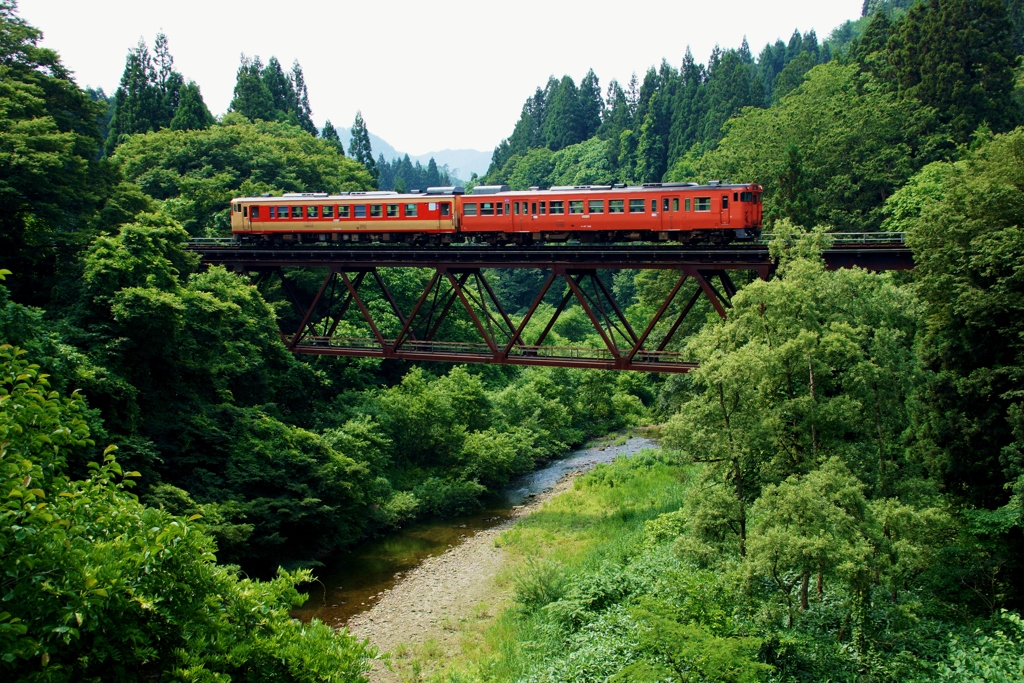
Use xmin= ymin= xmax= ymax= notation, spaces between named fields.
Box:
xmin=230 ymin=189 xmax=460 ymax=244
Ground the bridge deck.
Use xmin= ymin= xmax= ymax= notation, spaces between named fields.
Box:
xmin=189 ymin=233 xmax=912 ymax=272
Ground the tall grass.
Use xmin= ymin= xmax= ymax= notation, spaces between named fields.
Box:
xmin=433 ymin=449 xmax=692 ymax=682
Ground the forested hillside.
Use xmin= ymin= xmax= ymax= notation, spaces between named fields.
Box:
xmin=3 ymin=0 xmax=1024 ymax=680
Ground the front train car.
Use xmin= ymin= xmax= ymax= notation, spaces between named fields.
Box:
xmin=457 ymin=182 xmax=762 ymax=245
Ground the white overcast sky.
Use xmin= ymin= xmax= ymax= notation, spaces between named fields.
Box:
xmin=18 ymin=0 xmax=863 ymax=155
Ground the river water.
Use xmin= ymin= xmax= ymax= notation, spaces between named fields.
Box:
xmin=291 ymin=436 xmax=655 ymax=628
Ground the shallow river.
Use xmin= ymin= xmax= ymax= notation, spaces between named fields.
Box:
xmin=292 ymin=436 xmax=654 ymax=628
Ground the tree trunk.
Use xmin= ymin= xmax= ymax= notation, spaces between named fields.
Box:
xmin=800 ymin=572 xmax=810 ymax=611
xmin=808 ymin=355 xmax=818 ymax=458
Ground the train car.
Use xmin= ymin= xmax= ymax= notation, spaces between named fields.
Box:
xmin=460 ymin=182 xmax=761 ymax=245
xmin=229 ymin=181 xmax=761 ymax=245
xmin=230 ymin=188 xmax=460 ymax=244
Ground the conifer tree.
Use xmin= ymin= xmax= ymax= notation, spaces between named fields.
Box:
xmin=153 ymin=32 xmax=183 ymax=127
xmin=321 ymin=119 xmax=343 ymax=154
xmin=105 ymin=39 xmax=160 ymax=155
xmin=290 ymin=60 xmax=316 ymax=135
xmin=377 ymin=153 xmax=393 ymax=189
xmin=635 ymin=92 xmax=667 ymax=182
xmin=262 ymin=56 xmax=294 ymax=116
xmin=229 ymin=55 xmax=275 ymax=122
xmin=542 ymin=75 xmax=583 ymax=151
xmin=889 ymin=0 xmax=1018 ymax=141
xmin=348 ymin=111 xmax=377 ymax=181
xmin=105 ymin=34 xmax=186 ymax=153
xmin=426 ymin=158 xmax=441 ymax=188
xmin=169 ymin=81 xmax=214 ymax=131
xmin=667 ymin=47 xmax=706 ymax=163
xmin=578 ymin=69 xmax=603 ymax=140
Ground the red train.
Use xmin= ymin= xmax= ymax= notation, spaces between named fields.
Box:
xmin=229 ymin=182 xmax=762 ymax=245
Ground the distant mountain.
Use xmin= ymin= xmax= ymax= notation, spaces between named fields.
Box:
xmin=408 ymin=149 xmax=492 ymax=181
xmin=333 ymin=126 xmax=491 ymax=182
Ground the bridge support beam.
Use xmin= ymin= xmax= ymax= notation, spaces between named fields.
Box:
xmin=260 ymin=264 xmax=757 ymax=373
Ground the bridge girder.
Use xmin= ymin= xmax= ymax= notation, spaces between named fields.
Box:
xmin=191 ymin=236 xmax=912 ymax=373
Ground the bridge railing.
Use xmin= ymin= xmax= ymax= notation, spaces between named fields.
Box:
xmin=759 ymin=232 xmax=906 ymax=245
xmin=288 ymin=336 xmax=691 ymax=365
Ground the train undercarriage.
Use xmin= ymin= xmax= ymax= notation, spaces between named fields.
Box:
xmin=234 ymin=228 xmax=760 ymax=247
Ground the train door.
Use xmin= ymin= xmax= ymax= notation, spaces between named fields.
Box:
xmin=661 ymin=197 xmax=673 ymax=229
xmin=438 ymin=201 xmax=452 ymax=232
xmin=719 ymin=194 xmax=731 ymax=226
xmin=239 ymin=203 xmax=252 ymax=232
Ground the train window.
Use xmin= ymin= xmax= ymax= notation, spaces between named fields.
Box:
xmin=307 ymin=205 xmax=319 ymax=219
xmin=441 ymin=203 xmax=451 ymax=216
xmin=355 ymin=205 xmax=367 ymax=218
xmin=323 ymin=205 xmax=334 ymax=218
xmin=740 ymin=192 xmax=753 ymax=202
xmin=464 ymin=203 xmax=477 ymax=216
xmin=531 ymin=202 xmax=537 ymax=215
xmin=481 ymin=202 xmax=495 ymax=216
xmin=549 ymin=201 xmax=564 ymax=215
xmin=278 ymin=206 xmax=290 ymax=218
xmin=588 ymin=200 xmax=604 ymax=213
xmin=673 ymin=198 xmax=679 ymax=211
xmin=513 ymin=202 xmax=520 ymax=214
xmin=242 ymin=206 xmax=248 ymax=217
xmin=405 ymin=204 xmax=418 ymax=217
xmin=685 ymin=198 xmax=691 ymax=211
xmin=609 ymin=199 xmax=624 ymax=214
xmin=539 ymin=201 xmax=547 ymax=215
xmin=251 ymin=206 xmax=259 ymax=218
xmin=387 ymin=204 xmax=399 ymax=218
xmin=734 ymin=192 xmax=739 ymax=202
xmin=722 ymin=196 xmax=729 ymax=209
xmin=339 ymin=205 xmax=351 ymax=218
xmin=628 ymin=199 xmax=645 ymax=213
xmin=652 ymin=200 xmax=658 ymax=213
xmin=370 ymin=204 xmax=382 ymax=218
xmin=695 ymin=197 xmax=711 ymax=212
xmin=569 ymin=200 xmax=584 ymax=214
xmin=497 ymin=203 xmax=504 ymax=216
xmin=292 ymin=206 xmax=303 ymax=218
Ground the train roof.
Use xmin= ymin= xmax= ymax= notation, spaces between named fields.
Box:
xmin=231 ymin=182 xmax=760 ymax=203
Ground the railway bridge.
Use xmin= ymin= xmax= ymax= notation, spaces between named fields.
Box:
xmin=188 ymin=234 xmax=912 ymax=374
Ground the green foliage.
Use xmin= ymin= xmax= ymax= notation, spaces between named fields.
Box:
xmin=347 ymin=111 xmax=377 ymax=181
xmin=0 ymin=345 xmax=372 ymax=681
xmin=376 ymin=154 xmax=454 ymax=192
xmin=886 ymin=129 xmax=1024 ymax=586
xmin=320 ymin=119 xmax=343 ymax=154
xmin=0 ymin=3 xmax=131 ymax=304
xmin=886 ymin=0 xmax=1020 ymax=143
xmin=939 ymin=611 xmax=1024 ymax=682
xmin=104 ymin=33 xmax=187 ymax=154
xmin=229 ymin=55 xmax=317 ymax=136
xmin=677 ymin=63 xmax=934 ymax=230
xmin=112 ymin=118 xmax=373 ymax=235
xmin=169 ymin=81 xmax=214 ymax=131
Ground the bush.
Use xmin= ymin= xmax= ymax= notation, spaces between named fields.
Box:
xmin=0 ymin=346 xmax=373 ymax=681
xmin=411 ymin=477 xmax=487 ymax=517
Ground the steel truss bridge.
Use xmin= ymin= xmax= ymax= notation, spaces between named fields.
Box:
xmin=189 ymin=233 xmax=912 ymax=374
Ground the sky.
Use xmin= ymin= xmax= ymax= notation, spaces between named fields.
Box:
xmin=18 ymin=0 xmax=864 ymax=155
